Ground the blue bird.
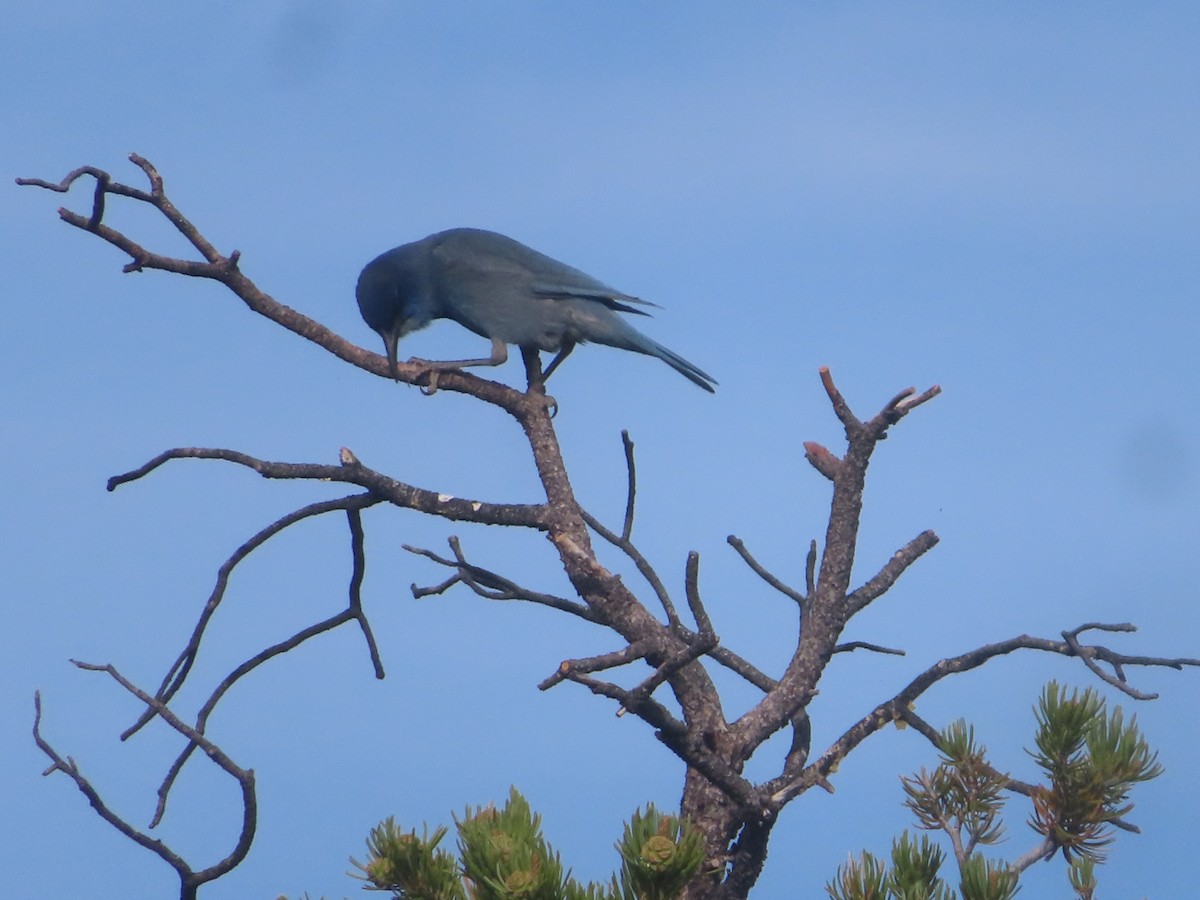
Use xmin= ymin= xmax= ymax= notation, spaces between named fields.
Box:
xmin=356 ymin=228 xmax=716 ymax=392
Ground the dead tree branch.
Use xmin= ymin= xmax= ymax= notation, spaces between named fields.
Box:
xmin=21 ymin=157 xmax=1197 ymax=900
xmin=765 ymin=624 xmax=1200 ymax=808
xmin=726 ymin=535 xmax=806 ymax=608
xmin=404 ymin=538 xmax=596 ymax=621
xmin=34 ymin=674 xmax=256 ymax=900
xmin=124 ymin=492 xmax=384 ymax=739
xmin=107 ymin=447 xmax=546 ymax=529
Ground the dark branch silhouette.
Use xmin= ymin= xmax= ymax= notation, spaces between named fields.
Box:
xmin=19 ymin=156 xmax=1198 ymax=900
xmin=34 ymin=672 xmax=256 ymax=900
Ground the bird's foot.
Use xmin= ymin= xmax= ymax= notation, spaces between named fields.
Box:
xmin=407 ymin=358 xmax=442 ymax=395
xmin=527 ymin=388 xmax=558 ymax=418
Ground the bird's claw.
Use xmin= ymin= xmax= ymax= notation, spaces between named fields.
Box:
xmin=538 ymin=392 xmax=559 ymax=418
xmin=523 ymin=376 xmax=557 ymax=417
xmin=407 ymin=358 xmax=441 ymax=395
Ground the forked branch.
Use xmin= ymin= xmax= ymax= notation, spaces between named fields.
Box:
xmin=768 ymin=624 xmax=1200 ymax=807
xmin=34 ymin=673 xmax=256 ymax=900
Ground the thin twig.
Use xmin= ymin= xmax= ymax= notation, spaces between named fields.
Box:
xmin=150 ymin=593 xmax=381 ymax=828
xmin=684 ymin=552 xmax=715 ymax=638
xmin=726 ymin=535 xmax=805 ymax=606
xmin=832 ymin=641 xmax=906 ymax=656
xmin=846 ymin=530 xmax=940 ymax=615
xmin=766 ymin=625 xmax=1200 ymax=806
xmin=405 ymin=541 xmax=595 ymax=620
xmin=125 ymin=493 xmax=382 ymax=739
xmin=36 ymin=664 xmax=258 ymax=900
xmin=347 ymin=507 xmax=385 ymax=679
xmin=624 ymin=633 xmax=718 ymax=710
xmin=621 ymin=430 xmax=637 ymax=542
xmin=804 ymin=540 xmax=817 ymax=597
xmin=706 ymin=647 xmax=777 ymax=692
xmin=107 ymin=447 xmax=547 ymax=529
xmin=819 ymin=366 xmax=859 ymax=430
xmin=581 ymin=508 xmax=681 ymax=627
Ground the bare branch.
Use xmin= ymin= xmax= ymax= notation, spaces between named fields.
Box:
xmin=832 ymin=641 xmax=906 ymax=656
xmin=582 ymin=508 xmax=681 ymax=627
xmin=540 ymin=641 xmax=657 ymax=690
xmin=819 ymin=366 xmax=859 ymax=431
xmin=625 ymin=632 xmax=719 ymax=712
xmin=705 ymin=646 xmax=778 ymax=693
xmin=346 ymin=506 xmax=385 ymax=679
xmin=555 ymin=663 xmax=763 ymax=813
xmin=150 ymin=575 xmax=385 ymax=828
xmin=781 ymin=709 xmax=812 ymax=781
xmin=804 ymin=539 xmax=817 ymax=597
xmin=681 ymin=549 xmax=780 ymax=693
xmin=869 ymin=383 xmax=943 ymax=430
xmin=802 ymin=441 xmax=842 ymax=480
xmin=1060 ymin=622 xmax=1188 ymax=700
xmin=731 ymin=370 xmax=943 ymax=756
xmin=1011 ymin=838 xmax=1057 ymax=873
xmin=146 ymin=497 xmax=386 ymax=826
xmin=34 ymin=693 xmax=200 ymax=886
xmin=107 ymin=446 xmax=547 ymax=529
xmin=404 ymin=539 xmax=595 ymax=621
xmin=766 ymin=625 xmax=1200 ymax=806
xmin=684 ymin=552 xmax=715 ymax=638
xmin=846 ymin=530 xmax=940 ymax=615
xmin=125 ymin=493 xmax=382 ymax=739
xmin=620 ymin=429 xmax=637 ymax=541
xmin=35 ymin=666 xmax=258 ymax=900
xmin=726 ymin=535 xmax=805 ymax=607
xmin=18 ymin=157 xmax=541 ymax=408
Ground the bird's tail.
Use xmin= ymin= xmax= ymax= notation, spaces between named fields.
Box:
xmin=641 ymin=337 xmax=717 ymax=393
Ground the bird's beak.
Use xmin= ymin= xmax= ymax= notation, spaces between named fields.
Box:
xmin=382 ymin=331 xmax=401 ymax=382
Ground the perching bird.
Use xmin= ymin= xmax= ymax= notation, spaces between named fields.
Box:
xmin=355 ymin=228 xmax=716 ymax=392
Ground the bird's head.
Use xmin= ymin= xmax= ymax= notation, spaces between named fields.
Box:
xmin=356 ymin=248 xmax=430 ymax=381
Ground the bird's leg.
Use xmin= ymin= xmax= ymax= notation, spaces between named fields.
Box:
xmin=520 ymin=346 xmax=559 ymax=417
xmin=409 ymin=338 xmax=509 ymax=395
xmin=540 ymin=340 xmax=576 ymax=384
xmin=409 ymin=337 xmax=508 ymax=371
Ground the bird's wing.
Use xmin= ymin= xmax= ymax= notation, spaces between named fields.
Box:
xmin=530 ymin=282 xmax=659 ymax=317
xmin=432 ymin=229 xmax=661 ymax=316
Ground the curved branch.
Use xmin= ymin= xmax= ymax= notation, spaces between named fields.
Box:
xmin=17 ymin=156 xmax=539 ymax=411
xmin=899 ymin=708 xmax=1039 ymax=798
xmin=726 ymin=535 xmax=806 ymax=607
xmin=1061 ymin=622 xmax=1171 ymax=699
xmin=125 ymin=493 xmax=382 ymax=739
xmin=832 ymin=641 xmax=905 ymax=656
xmin=147 ymin=505 xmax=383 ymax=827
xmin=766 ymin=624 xmax=1200 ymax=806
xmin=107 ymin=447 xmax=547 ymax=529
xmin=35 ymin=668 xmax=257 ymax=900
xmin=151 ymin=577 xmax=383 ymax=828
xmin=404 ymin=538 xmax=595 ymax=621
xmin=346 ymin=507 xmax=385 ymax=677
xmin=620 ymin=429 xmax=637 ymax=541
xmin=582 ymin=508 xmax=681 ymax=628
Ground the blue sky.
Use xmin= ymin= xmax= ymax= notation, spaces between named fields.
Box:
xmin=3 ymin=3 xmax=1198 ymax=897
